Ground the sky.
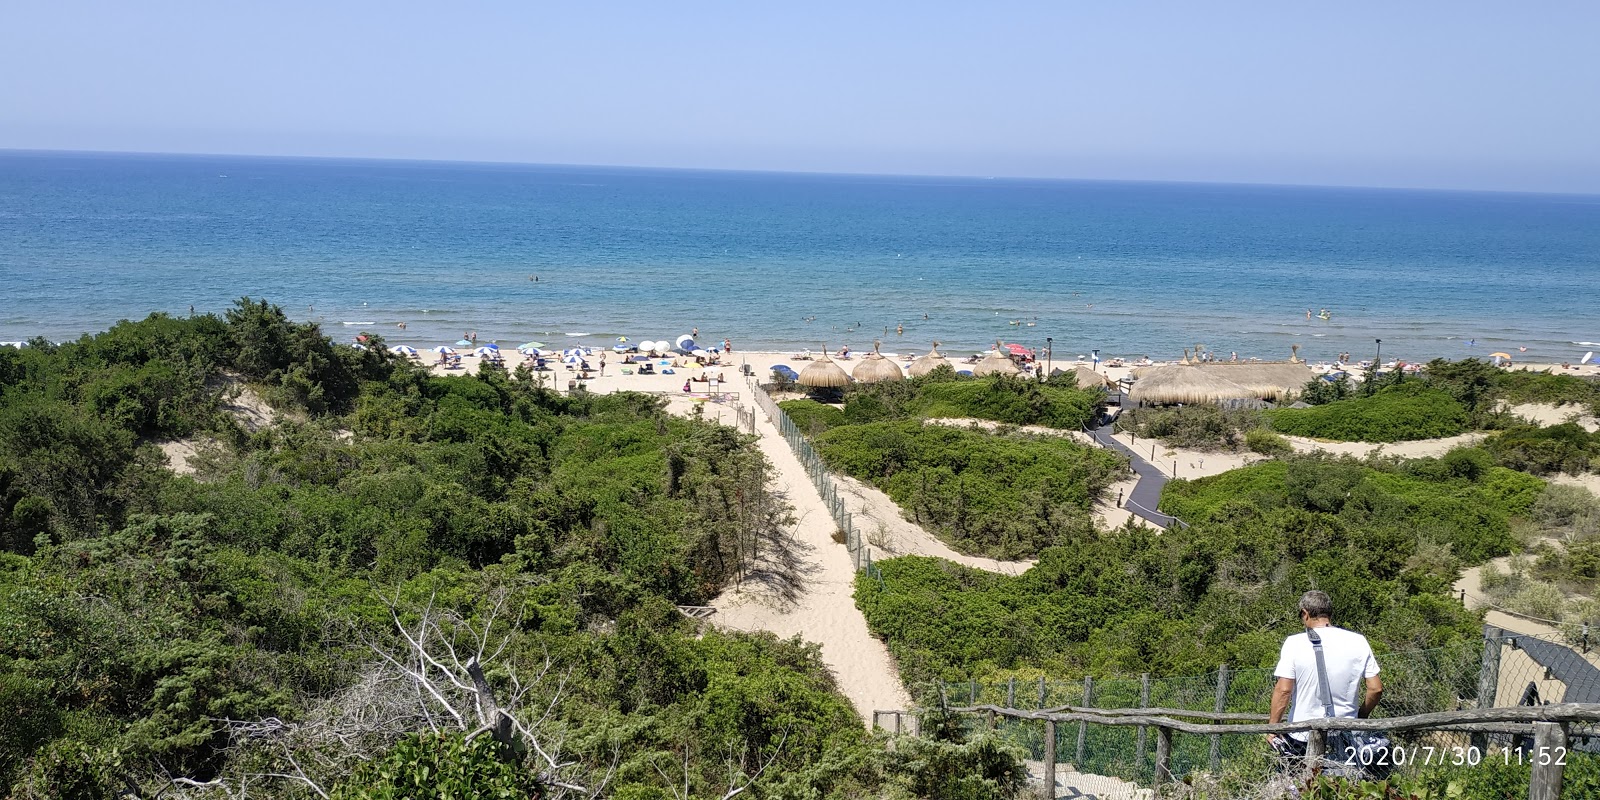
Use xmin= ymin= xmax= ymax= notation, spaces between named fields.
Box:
xmin=3 ymin=1 xmax=1599 ymax=193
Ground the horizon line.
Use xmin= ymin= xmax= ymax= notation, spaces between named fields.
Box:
xmin=6 ymin=146 xmax=1597 ymax=200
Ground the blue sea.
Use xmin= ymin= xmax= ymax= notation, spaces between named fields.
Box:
xmin=2 ymin=150 xmax=1597 ymax=363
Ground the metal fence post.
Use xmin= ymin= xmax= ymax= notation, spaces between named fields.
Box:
xmin=1210 ymin=664 xmax=1230 ymax=772
xmin=1077 ymin=675 xmax=1093 ymax=766
xmin=1136 ymin=672 xmax=1151 ymax=772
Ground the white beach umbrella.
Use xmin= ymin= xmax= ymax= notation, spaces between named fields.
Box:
xmin=389 ymin=345 xmax=418 ymax=356
xmin=432 ymin=345 xmax=457 ymax=354
xmin=474 ymin=347 xmax=501 ymax=358
xmin=676 ymin=335 xmax=697 ymax=353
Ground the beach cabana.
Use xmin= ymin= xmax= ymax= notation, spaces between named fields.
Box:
xmin=908 ymin=342 xmax=951 ymax=377
xmin=852 ymin=342 xmax=904 ymax=383
xmin=1066 ymin=365 xmax=1111 ymax=388
xmin=973 ymin=343 xmax=1020 ymax=377
xmin=1128 ymin=365 xmax=1255 ymax=406
xmin=798 ymin=350 xmax=851 ymax=390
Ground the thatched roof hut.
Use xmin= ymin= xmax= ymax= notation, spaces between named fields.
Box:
xmin=907 ymin=342 xmax=950 ymax=378
xmin=973 ymin=343 xmax=1019 ymax=377
xmin=852 ymin=342 xmax=904 ymax=383
xmin=1198 ymin=363 xmax=1313 ymax=401
xmin=798 ymin=349 xmax=851 ymax=389
xmin=1129 ymin=362 xmax=1312 ymax=405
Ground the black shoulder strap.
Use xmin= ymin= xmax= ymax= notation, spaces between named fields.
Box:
xmin=1307 ymin=628 xmax=1337 ymax=718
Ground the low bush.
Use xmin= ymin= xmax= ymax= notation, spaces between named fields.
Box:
xmin=1245 ymin=427 xmax=1294 ymax=456
xmin=1116 ymin=405 xmax=1269 ymax=452
xmin=815 ymin=420 xmax=1127 ymax=559
xmin=779 ymin=398 xmax=847 ymax=436
xmin=1266 ymin=384 xmax=1469 ymax=442
xmin=1482 ymin=422 xmax=1599 ymax=476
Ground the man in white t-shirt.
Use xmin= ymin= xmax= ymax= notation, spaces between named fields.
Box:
xmin=1267 ymin=590 xmax=1383 ymax=758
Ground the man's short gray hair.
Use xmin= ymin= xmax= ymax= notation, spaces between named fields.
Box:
xmin=1299 ymin=590 xmax=1333 ymax=620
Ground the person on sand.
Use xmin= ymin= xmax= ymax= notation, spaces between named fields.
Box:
xmin=682 ymin=380 xmax=692 ymax=393
xmin=722 ymin=338 xmax=732 ymax=353
xmin=1267 ymin=590 xmax=1383 ymax=765
xmin=599 ymin=353 xmax=606 ymax=377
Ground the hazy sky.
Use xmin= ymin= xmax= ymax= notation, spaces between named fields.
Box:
xmin=4 ymin=2 xmax=1598 ymax=192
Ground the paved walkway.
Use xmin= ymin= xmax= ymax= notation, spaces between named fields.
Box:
xmin=1086 ymin=423 xmax=1185 ymax=529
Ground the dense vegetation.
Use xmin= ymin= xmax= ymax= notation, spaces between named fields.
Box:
xmin=0 ymin=302 xmax=1019 ymax=799
xmin=814 ymin=420 xmax=1127 ymax=559
xmin=856 ymin=450 xmax=1537 ymax=687
xmin=1481 ymin=422 xmax=1600 ymax=476
xmin=1265 ymin=383 xmax=1471 ymax=443
xmin=781 ymin=368 xmax=1105 ymax=432
xmin=1115 ymin=405 xmax=1289 ymax=454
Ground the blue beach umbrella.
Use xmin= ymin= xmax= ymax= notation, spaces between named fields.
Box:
xmin=389 ymin=345 xmax=418 ymax=356
xmin=456 ymin=339 xmax=474 ymax=346
xmin=956 ymin=369 xmax=974 ymax=376
xmin=770 ymin=365 xmax=799 ymax=380
xmin=477 ymin=342 xmax=499 ymax=351
xmin=432 ymin=345 xmax=457 ymax=354
xmin=474 ymin=347 xmax=501 ymax=358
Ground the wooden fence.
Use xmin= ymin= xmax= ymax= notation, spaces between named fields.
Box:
xmin=945 ymin=701 xmax=1600 ymax=799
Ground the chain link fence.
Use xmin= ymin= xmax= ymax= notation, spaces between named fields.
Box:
xmin=749 ymin=378 xmax=880 ymax=583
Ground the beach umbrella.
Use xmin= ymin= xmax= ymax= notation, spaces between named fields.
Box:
xmin=691 ymin=349 xmax=710 ymax=358
xmin=389 ymin=345 xmax=418 ymax=356
xmin=474 ymin=347 xmax=501 ymax=358
xmin=908 ymin=342 xmax=951 ymax=378
xmin=432 ymin=346 xmax=457 ymax=354
xmin=798 ymin=348 xmax=850 ymax=389
xmin=1004 ymin=343 xmax=1033 ymax=357
xmin=1585 ymin=351 xmax=1595 ymax=364
xmin=1489 ymin=352 xmax=1512 ymax=359
xmin=563 ymin=347 xmax=583 ymax=357
xmin=770 ymin=365 xmax=799 ymax=380
xmin=563 ymin=354 xmax=583 ymax=364
xmin=632 ymin=355 xmax=652 ymax=363
xmin=476 ymin=342 xmax=499 ymax=351
xmin=852 ymin=341 xmax=904 ymax=383
xmin=350 ymin=343 xmax=367 ymax=351
xmin=676 ymin=335 xmax=697 ymax=353
xmin=974 ymin=342 xmax=1020 ymax=376
xmin=956 ymin=369 xmax=974 ymax=376
xmin=517 ymin=341 xmax=546 ymax=350
xmin=456 ymin=339 xmax=473 ymax=346
xmin=617 ymin=336 xmax=629 ymax=342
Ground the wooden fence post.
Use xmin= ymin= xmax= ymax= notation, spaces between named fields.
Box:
xmin=1530 ymin=721 xmax=1567 ymax=800
xmin=1306 ymin=729 xmax=1326 ymax=763
xmin=1473 ymin=626 xmax=1504 ymax=753
xmin=1154 ymin=726 xmax=1173 ymax=788
xmin=1077 ymin=676 xmax=1093 ymax=766
xmin=1042 ymin=719 xmax=1057 ymax=800
xmin=1210 ymin=665 xmax=1230 ymax=772
xmin=971 ymin=679 xmax=979 ymax=705
xmin=1136 ymin=673 xmax=1151 ymax=772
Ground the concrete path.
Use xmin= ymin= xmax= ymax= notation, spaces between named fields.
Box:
xmin=1086 ymin=423 xmax=1185 ymax=529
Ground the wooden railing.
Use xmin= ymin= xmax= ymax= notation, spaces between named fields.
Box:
xmin=946 ymin=702 xmax=1600 ymax=799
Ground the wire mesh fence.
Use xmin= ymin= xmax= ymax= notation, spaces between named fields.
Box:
xmin=749 ymin=380 xmax=879 ymax=579
xmin=925 ymin=628 xmax=1600 ymax=785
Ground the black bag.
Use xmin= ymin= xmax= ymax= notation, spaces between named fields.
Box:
xmin=1307 ymin=628 xmax=1392 ymax=778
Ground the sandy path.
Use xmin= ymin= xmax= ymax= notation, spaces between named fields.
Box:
xmin=708 ymin=393 xmax=914 ymax=723
xmin=831 ymin=474 xmax=1036 ymax=576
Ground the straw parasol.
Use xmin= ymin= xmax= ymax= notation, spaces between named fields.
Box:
xmin=798 ymin=346 xmax=851 ymax=389
xmin=973 ymin=342 xmax=1020 ymax=377
xmin=908 ymin=342 xmax=951 ymax=377
xmin=852 ymin=341 xmax=904 ymax=383
xmin=1068 ymin=364 xmax=1111 ymax=388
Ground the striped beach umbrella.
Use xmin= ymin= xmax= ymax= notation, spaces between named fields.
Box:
xmin=389 ymin=345 xmax=418 ymax=356
xmin=432 ymin=345 xmax=457 ymax=354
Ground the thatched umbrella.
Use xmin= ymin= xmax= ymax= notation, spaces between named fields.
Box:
xmin=1196 ymin=363 xmax=1313 ymax=401
xmin=1069 ymin=364 xmax=1111 ymax=388
xmin=798 ymin=347 xmax=851 ymax=389
xmin=852 ymin=341 xmax=904 ymax=383
xmin=1128 ymin=365 xmax=1255 ymax=405
xmin=907 ymin=342 xmax=951 ymax=378
xmin=973 ymin=342 xmax=1019 ymax=377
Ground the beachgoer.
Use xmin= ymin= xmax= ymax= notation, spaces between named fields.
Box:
xmin=897 ymin=323 xmax=904 ymax=335
xmin=1306 ymin=309 xmax=1312 ymax=321
xmin=189 ymin=304 xmax=194 ymax=316
xmin=692 ymin=327 xmax=699 ymax=338
xmin=599 ymin=354 xmax=606 ymax=376
xmin=1267 ymin=590 xmax=1383 ymax=763
xmin=723 ymin=338 xmax=732 ymax=352
xmin=1230 ymin=351 xmax=1238 ymax=362
xmin=682 ymin=380 xmax=691 ymax=393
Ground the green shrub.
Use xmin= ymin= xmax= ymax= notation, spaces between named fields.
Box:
xmin=839 ymin=372 xmax=1104 ymax=430
xmin=1117 ymin=405 xmax=1268 ymax=452
xmin=1267 ymin=384 xmax=1469 ymax=442
xmin=815 ymin=421 xmax=1126 ymax=559
xmin=779 ymin=398 xmax=847 ymax=435
xmin=1483 ymin=422 xmax=1599 ymax=475
xmin=331 ymin=735 xmax=542 ymax=800
xmin=1245 ymin=428 xmax=1294 ymax=456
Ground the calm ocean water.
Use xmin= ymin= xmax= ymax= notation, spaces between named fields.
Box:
xmin=2 ymin=150 xmax=1597 ymax=363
